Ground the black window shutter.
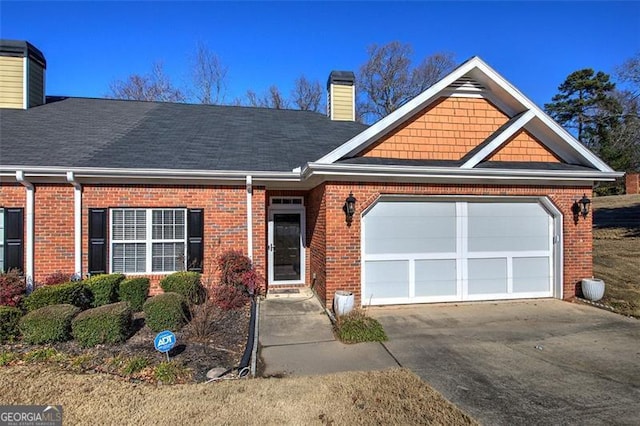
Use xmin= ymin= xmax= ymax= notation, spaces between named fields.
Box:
xmin=88 ymin=208 xmax=108 ymax=275
xmin=4 ymin=208 xmax=24 ymax=272
xmin=187 ymin=209 xmax=204 ymax=272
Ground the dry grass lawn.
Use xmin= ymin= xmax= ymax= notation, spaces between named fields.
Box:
xmin=592 ymin=194 xmax=640 ymax=316
xmin=0 ymin=366 xmax=476 ymax=425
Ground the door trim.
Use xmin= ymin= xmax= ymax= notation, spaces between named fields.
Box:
xmin=268 ymin=200 xmax=306 ymax=286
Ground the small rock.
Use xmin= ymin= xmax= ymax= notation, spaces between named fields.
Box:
xmin=206 ymin=367 xmax=228 ymax=379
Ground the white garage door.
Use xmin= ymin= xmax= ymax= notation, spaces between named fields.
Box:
xmin=362 ymin=199 xmax=557 ymax=305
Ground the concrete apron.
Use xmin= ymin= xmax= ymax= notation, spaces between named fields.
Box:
xmin=370 ymin=300 xmax=640 ymax=426
xmin=258 ymin=288 xmax=398 ymax=376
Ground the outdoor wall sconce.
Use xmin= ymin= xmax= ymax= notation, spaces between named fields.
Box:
xmin=343 ymin=192 xmax=357 ymax=223
xmin=572 ymin=193 xmax=591 ymax=222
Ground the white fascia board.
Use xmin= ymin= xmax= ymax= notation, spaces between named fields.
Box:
xmin=316 ymin=57 xmax=486 ymax=164
xmin=460 ymin=110 xmax=536 ymax=169
xmin=302 ymin=162 xmax=623 ymax=182
xmin=470 ymin=59 xmax=615 ymax=172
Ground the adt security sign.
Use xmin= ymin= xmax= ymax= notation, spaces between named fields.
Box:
xmin=154 ymin=330 xmax=176 ymax=355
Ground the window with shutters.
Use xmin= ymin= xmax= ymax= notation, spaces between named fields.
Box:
xmin=110 ymin=208 xmax=186 ymax=274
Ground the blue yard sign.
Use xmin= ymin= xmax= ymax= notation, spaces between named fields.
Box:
xmin=154 ymin=330 xmax=176 ymax=356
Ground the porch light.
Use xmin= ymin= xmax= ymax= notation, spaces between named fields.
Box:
xmin=572 ymin=194 xmax=591 ymax=220
xmin=344 ymin=192 xmax=357 ymax=220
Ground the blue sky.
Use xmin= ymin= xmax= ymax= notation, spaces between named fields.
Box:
xmin=1 ymin=1 xmax=639 ymax=108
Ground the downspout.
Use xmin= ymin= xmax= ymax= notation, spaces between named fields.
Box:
xmin=246 ymin=175 xmax=253 ymax=260
xmin=15 ymin=171 xmax=34 ymax=291
xmin=66 ymin=172 xmax=82 ymax=278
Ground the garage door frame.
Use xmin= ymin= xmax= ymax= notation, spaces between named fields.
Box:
xmin=361 ymin=195 xmax=563 ymax=306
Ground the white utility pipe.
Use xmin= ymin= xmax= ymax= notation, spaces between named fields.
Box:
xmin=246 ymin=175 xmax=253 ymax=260
xmin=66 ymin=172 xmax=82 ymax=278
xmin=15 ymin=171 xmax=34 ymax=290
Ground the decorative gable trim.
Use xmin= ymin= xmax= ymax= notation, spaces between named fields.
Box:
xmin=460 ymin=110 xmax=535 ymax=169
xmin=315 ymin=57 xmax=616 ymax=173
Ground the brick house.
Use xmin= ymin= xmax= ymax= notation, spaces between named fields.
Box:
xmin=0 ymin=40 xmax=623 ymax=307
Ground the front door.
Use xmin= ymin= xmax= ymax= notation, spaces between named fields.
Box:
xmin=268 ymin=206 xmax=305 ymax=285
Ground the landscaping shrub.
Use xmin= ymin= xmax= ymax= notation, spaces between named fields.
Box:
xmin=159 ymin=271 xmax=204 ymax=304
xmin=143 ymin=292 xmax=189 ymax=332
xmin=0 ymin=306 xmax=23 ymax=342
xmin=19 ymin=304 xmax=80 ymax=344
xmin=39 ymin=271 xmax=74 ymax=286
xmin=218 ymin=250 xmax=252 ymax=286
xmin=84 ymin=274 xmax=125 ymax=307
xmin=335 ymin=309 xmax=387 ymax=344
xmin=118 ymin=277 xmax=150 ymax=311
xmin=210 ymin=284 xmax=248 ymax=310
xmin=217 ymin=249 xmax=264 ymax=296
xmin=23 ymin=281 xmax=92 ymax=311
xmin=71 ymin=301 xmax=132 ymax=347
xmin=0 ymin=269 xmax=26 ymax=307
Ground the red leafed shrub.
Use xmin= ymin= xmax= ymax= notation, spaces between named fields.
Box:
xmin=210 ymin=284 xmax=249 ymax=310
xmin=217 ymin=250 xmax=252 ymax=286
xmin=40 ymin=271 xmax=73 ymax=286
xmin=241 ymin=269 xmax=263 ymax=296
xmin=0 ymin=269 xmax=26 ymax=307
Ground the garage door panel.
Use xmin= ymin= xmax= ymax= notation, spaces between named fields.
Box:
xmin=468 ymin=258 xmax=508 ymax=295
xmin=415 ymin=259 xmax=457 ymax=297
xmin=513 ymin=257 xmax=551 ymax=293
xmin=364 ymin=202 xmax=456 ymax=254
xmin=364 ymin=260 xmax=409 ymax=299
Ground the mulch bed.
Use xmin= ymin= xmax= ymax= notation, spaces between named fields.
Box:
xmin=1 ymin=303 xmax=251 ymax=383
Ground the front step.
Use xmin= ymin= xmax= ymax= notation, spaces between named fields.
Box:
xmin=266 ymin=286 xmax=313 ymax=299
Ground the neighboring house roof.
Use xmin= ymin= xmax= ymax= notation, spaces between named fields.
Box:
xmin=0 ymin=97 xmax=367 ymax=172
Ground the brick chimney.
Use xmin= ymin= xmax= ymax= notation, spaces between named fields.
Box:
xmin=327 ymin=71 xmax=355 ymax=121
xmin=0 ymin=40 xmax=46 ymax=109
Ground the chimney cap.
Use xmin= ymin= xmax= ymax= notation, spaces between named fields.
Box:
xmin=0 ymin=39 xmax=46 ymax=68
xmin=327 ymin=70 xmax=355 ymax=89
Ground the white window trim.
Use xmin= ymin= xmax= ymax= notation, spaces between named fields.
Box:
xmin=0 ymin=208 xmax=4 ymax=272
xmin=109 ymin=208 xmax=187 ymax=275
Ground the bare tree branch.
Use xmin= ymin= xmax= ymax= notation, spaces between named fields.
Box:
xmin=191 ymin=42 xmax=228 ymax=105
xmin=109 ymin=61 xmax=185 ymax=102
xmin=357 ymin=41 xmax=455 ymax=123
xmin=291 ymin=75 xmax=323 ymax=112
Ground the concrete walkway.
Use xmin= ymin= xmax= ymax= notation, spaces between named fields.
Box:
xmin=258 ymin=289 xmax=398 ymax=376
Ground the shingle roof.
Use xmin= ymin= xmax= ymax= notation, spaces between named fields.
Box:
xmin=0 ymin=97 xmax=367 ymax=172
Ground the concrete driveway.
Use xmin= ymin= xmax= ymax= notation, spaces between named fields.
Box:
xmin=370 ymin=300 xmax=640 ymax=425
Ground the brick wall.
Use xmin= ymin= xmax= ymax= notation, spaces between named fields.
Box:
xmin=306 ymin=184 xmax=327 ymax=303
xmin=361 ymin=97 xmax=509 ymax=160
xmin=626 ymin=173 xmax=639 ymax=194
xmin=34 ymin=185 xmax=75 ymax=280
xmin=319 ymin=182 xmax=592 ymax=307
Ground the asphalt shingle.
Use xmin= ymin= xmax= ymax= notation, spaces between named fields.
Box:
xmin=0 ymin=97 xmax=367 ymax=172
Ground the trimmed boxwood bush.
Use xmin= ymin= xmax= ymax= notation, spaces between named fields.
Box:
xmin=143 ymin=292 xmax=189 ymax=332
xmin=0 ymin=306 xmax=23 ymax=342
xmin=19 ymin=304 xmax=80 ymax=344
xmin=159 ymin=272 xmax=204 ymax=304
xmin=118 ymin=278 xmax=150 ymax=312
xmin=84 ymin=274 xmax=125 ymax=307
xmin=71 ymin=301 xmax=132 ymax=347
xmin=23 ymin=281 xmax=92 ymax=311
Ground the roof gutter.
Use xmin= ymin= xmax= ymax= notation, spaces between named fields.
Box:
xmin=66 ymin=172 xmax=82 ymax=278
xmin=15 ymin=171 xmax=34 ymax=291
